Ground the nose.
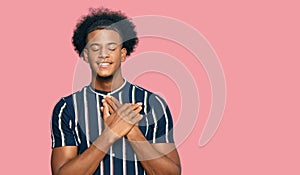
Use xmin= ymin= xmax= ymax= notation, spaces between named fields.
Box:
xmin=99 ymin=48 xmax=109 ymax=58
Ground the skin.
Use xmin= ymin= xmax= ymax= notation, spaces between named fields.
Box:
xmin=103 ymin=96 xmax=181 ymax=175
xmin=83 ymin=29 xmax=127 ymax=91
xmin=51 ymin=29 xmax=181 ymax=175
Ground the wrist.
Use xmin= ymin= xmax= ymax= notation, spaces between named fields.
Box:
xmin=93 ymin=129 xmax=119 ymax=152
xmin=126 ymin=126 xmax=143 ymax=141
xmin=103 ymin=128 xmax=120 ymax=143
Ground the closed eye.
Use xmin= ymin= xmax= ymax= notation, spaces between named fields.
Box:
xmin=90 ymin=44 xmax=100 ymax=52
xmin=107 ymin=43 xmax=118 ymax=51
xmin=108 ymin=47 xmax=116 ymax=51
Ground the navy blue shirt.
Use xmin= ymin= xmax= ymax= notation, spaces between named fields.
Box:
xmin=51 ymin=80 xmax=174 ymax=175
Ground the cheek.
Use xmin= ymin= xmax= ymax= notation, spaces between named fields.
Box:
xmin=87 ymin=54 xmax=97 ymax=62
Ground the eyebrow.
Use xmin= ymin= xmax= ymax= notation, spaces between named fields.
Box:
xmin=89 ymin=42 xmax=119 ymax=46
xmin=107 ymin=42 xmax=119 ymax=46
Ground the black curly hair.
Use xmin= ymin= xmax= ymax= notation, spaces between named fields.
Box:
xmin=72 ymin=8 xmax=139 ymax=57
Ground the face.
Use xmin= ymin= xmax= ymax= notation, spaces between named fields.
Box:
xmin=83 ymin=29 xmax=127 ymax=79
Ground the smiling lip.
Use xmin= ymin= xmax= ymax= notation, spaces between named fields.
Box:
xmin=98 ymin=62 xmax=112 ymax=68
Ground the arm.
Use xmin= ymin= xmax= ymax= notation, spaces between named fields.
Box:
xmin=51 ymin=98 xmax=142 ymax=175
xmin=104 ymin=96 xmax=181 ymax=175
xmin=51 ymin=132 xmax=112 ymax=175
xmin=127 ymin=126 xmax=181 ymax=175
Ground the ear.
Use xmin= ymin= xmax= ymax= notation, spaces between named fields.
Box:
xmin=82 ymin=48 xmax=89 ymax=63
xmin=121 ymin=48 xmax=127 ymax=62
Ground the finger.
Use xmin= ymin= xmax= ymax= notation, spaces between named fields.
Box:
xmin=130 ymin=102 xmax=142 ymax=106
xmin=117 ymin=103 xmax=132 ymax=114
xmin=131 ymin=114 xmax=143 ymax=124
xmin=133 ymin=108 xmax=143 ymax=125
xmin=126 ymin=106 xmax=142 ymax=120
xmin=106 ymin=102 xmax=115 ymax=114
xmin=120 ymin=104 xmax=134 ymax=117
xmin=109 ymin=96 xmax=122 ymax=108
xmin=101 ymin=105 xmax=108 ymax=121
xmin=102 ymin=102 xmax=110 ymax=121
xmin=104 ymin=102 xmax=110 ymax=117
xmin=134 ymin=106 xmax=143 ymax=114
xmin=102 ymin=99 xmax=111 ymax=115
xmin=131 ymin=103 xmax=142 ymax=110
xmin=136 ymin=102 xmax=143 ymax=106
xmin=104 ymin=97 xmax=118 ymax=111
xmin=103 ymin=99 xmax=115 ymax=115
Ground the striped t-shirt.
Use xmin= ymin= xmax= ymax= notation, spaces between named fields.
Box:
xmin=51 ymin=80 xmax=174 ymax=175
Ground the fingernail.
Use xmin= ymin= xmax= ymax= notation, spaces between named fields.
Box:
xmin=137 ymin=102 xmax=143 ymax=105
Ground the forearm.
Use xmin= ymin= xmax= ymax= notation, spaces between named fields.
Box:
xmin=127 ymin=129 xmax=181 ymax=175
xmin=55 ymin=130 xmax=115 ymax=175
xmin=57 ymin=145 xmax=106 ymax=175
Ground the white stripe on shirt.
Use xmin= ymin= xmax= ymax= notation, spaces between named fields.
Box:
xmin=122 ymin=137 xmax=127 ymax=175
xmin=72 ymin=94 xmax=81 ymax=144
xmin=131 ymin=86 xmax=136 ymax=103
xmin=144 ymin=91 xmax=149 ymax=136
xmin=134 ymin=154 xmax=138 ymax=175
xmin=152 ymin=108 xmax=158 ymax=143
xmin=119 ymin=92 xmax=127 ymax=175
xmin=96 ymin=94 xmax=104 ymax=175
xmin=51 ymin=115 xmax=55 ymax=147
xmin=96 ymin=94 xmax=102 ymax=135
xmin=131 ymin=86 xmax=139 ymax=174
xmin=58 ymin=102 xmax=67 ymax=146
xmin=84 ymin=87 xmax=90 ymax=147
xmin=110 ymin=147 xmax=114 ymax=175
xmin=155 ymin=96 xmax=169 ymax=143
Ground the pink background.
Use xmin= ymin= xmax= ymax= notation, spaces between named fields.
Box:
xmin=1 ymin=0 xmax=299 ymax=174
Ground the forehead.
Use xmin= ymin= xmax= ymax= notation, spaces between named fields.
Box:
xmin=87 ymin=29 xmax=122 ymax=44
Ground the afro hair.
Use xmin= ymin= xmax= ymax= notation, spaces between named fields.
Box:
xmin=72 ymin=8 xmax=139 ymax=57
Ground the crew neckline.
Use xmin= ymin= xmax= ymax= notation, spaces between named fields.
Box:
xmin=88 ymin=79 xmax=128 ymax=96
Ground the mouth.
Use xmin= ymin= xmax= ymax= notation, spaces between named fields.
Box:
xmin=97 ymin=62 xmax=112 ymax=68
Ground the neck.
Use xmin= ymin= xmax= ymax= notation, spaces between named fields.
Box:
xmin=91 ymin=70 xmax=124 ymax=92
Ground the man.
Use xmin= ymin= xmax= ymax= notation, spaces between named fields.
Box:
xmin=51 ymin=8 xmax=181 ymax=175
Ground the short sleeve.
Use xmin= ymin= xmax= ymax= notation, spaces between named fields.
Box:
xmin=51 ymin=98 xmax=78 ymax=148
xmin=147 ymin=94 xmax=174 ymax=144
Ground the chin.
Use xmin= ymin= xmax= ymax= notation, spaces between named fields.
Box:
xmin=96 ymin=74 xmax=113 ymax=81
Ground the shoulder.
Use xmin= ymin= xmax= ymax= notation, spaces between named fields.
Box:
xmin=52 ymin=87 xmax=87 ymax=116
xmin=53 ymin=94 xmax=73 ymax=109
xmin=54 ymin=86 xmax=89 ymax=107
